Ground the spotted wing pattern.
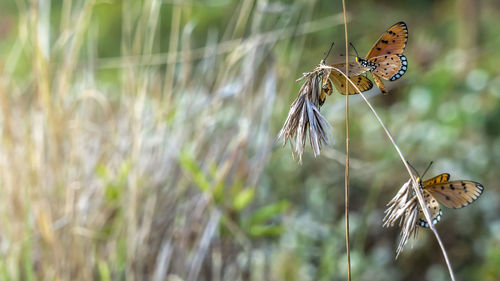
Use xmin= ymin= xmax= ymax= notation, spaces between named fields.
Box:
xmin=319 ymin=62 xmax=373 ymax=100
xmin=366 ymin=22 xmax=408 ymax=59
xmin=418 ymin=190 xmax=442 ymax=228
xmin=329 ymin=72 xmax=373 ymax=95
xmin=370 ymin=54 xmax=408 ymax=81
xmin=423 ymin=180 xmax=484 ymax=209
xmin=356 ymin=22 xmax=409 ymax=93
xmin=416 ymin=174 xmax=484 ymax=227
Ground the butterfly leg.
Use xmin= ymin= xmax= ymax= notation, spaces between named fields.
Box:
xmin=372 ymin=74 xmax=388 ymax=94
xmin=325 ymin=78 xmax=334 ymax=96
xmin=320 ymin=78 xmax=334 ymax=106
xmin=320 ymin=90 xmax=326 ymax=106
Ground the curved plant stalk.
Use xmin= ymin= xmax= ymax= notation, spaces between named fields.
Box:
xmin=321 ymin=64 xmax=456 ymax=281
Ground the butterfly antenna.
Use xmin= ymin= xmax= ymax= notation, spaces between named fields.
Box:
xmin=406 ymin=161 xmax=420 ymax=178
xmin=349 ymin=42 xmax=360 ymax=58
xmin=421 ymin=161 xmax=434 ymax=179
xmin=323 ymin=41 xmax=335 ymax=62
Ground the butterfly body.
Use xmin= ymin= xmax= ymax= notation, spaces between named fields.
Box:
xmin=355 ymin=22 xmax=409 ymax=93
xmin=416 ymin=173 xmax=484 ymax=228
xmin=355 ymin=58 xmax=377 ymax=71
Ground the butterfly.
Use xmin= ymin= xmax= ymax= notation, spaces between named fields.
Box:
xmin=319 ymin=62 xmax=374 ymax=105
xmin=416 ymin=173 xmax=484 ymax=228
xmin=354 ymin=22 xmax=408 ymax=93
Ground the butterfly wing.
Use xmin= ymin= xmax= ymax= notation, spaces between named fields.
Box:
xmin=372 ymin=74 xmax=387 ymax=94
xmin=331 ymin=62 xmax=371 ymax=77
xmin=417 ymin=190 xmax=442 ymax=228
xmin=366 ymin=22 xmax=408 ymax=59
xmin=369 ymin=54 xmax=408 ymax=81
xmin=423 ymin=180 xmax=484 ymax=209
xmin=422 ymin=173 xmax=450 ymax=186
xmin=329 ymin=71 xmax=373 ymax=95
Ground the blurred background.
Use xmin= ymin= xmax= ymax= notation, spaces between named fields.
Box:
xmin=0 ymin=0 xmax=498 ymax=280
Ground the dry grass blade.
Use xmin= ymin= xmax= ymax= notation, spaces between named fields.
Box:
xmin=1 ymin=1 xmax=328 ymax=280
xmin=383 ymin=179 xmax=419 ymax=258
xmin=383 ymin=179 xmax=413 ymax=225
xmin=278 ymin=64 xmax=333 ymax=163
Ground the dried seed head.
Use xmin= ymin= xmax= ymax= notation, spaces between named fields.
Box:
xmin=383 ymin=179 xmax=420 ymax=258
xmin=277 ymin=63 xmax=333 ymax=163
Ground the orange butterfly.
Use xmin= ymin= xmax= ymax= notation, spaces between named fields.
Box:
xmin=319 ymin=62 xmax=374 ymax=105
xmin=416 ymin=173 xmax=484 ymax=228
xmin=354 ymin=22 xmax=408 ymax=93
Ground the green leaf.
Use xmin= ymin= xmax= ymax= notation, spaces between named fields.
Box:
xmin=97 ymin=260 xmax=111 ymax=281
xmin=117 ymin=159 xmax=131 ymax=185
xmin=233 ymin=188 xmax=255 ymax=211
xmin=212 ymin=180 xmax=225 ymax=204
xmin=105 ymin=183 xmax=120 ymax=202
xmin=247 ymin=200 xmax=289 ymax=226
xmin=179 ymin=150 xmax=211 ymax=192
xmin=229 ymin=178 xmax=244 ymax=198
xmin=96 ymin=163 xmax=109 ymax=180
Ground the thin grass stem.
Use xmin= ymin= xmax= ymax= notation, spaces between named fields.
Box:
xmin=340 ymin=1 xmax=351 ymax=281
